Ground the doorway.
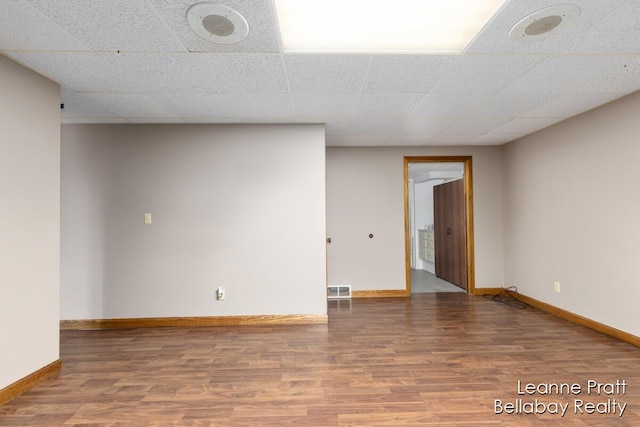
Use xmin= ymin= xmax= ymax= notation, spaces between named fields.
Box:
xmin=404 ymin=156 xmax=475 ymax=294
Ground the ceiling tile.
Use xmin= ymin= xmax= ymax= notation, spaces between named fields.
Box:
xmin=0 ymin=0 xmax=89 ymax=51
xmin=361 ymin=55 xmax=457 ymax=94
xmin=7 ymin=52 xmax=119 ymax=91
xmin=1 ymin=0 xmax=638 ymax=147
xmin=285 ymin=55 xmax=371 ymax=94
xmin=177 ymin=53 xmax=289 ymax=93
xmin=65 ymin=93 xmax=180 ymax=120
xmin=351 ymin=94 xmax=424 ymax=119
xmin=570 ymin=57 xmax=640 ymax=94
xmin=396 ymin=119 xmax=456 ymax=135
xmin=561 ymin=1 xmax=640 ymax=53
xmin=593 ymin=0 xmax=640 ymax=32
xmin=443 ymin=118 xmax=513 ymax=134
xmin=471 ymin=134 xmax=521 ymax=145
xmin=524 ymin=93 xmax=626 ymax=117
xmin=429 ymin=135 xmax=477 ymax=145
xmin=430 ymin=55 xmax=546 ymax=94
xmin=492 ymin=117 xmax=565 ymax=134
xmin=99 ymin=53 xmax=288 ymax=93
xmin=567 ymin=29 xmax=640 ymax=54
xmin=466 ymin=0 xmax=628 ymax=54
xmin=384 ymin=135 xmax=434 ymax=146
xmin=61 ymin=92 xmax=123 ymax=118
xmin=28 ymin=0 xmax=186 ymax=52
xmin=346 ymin=120 xmax=402 ymax=135
xmin=342 ymin=135 xmax=389 ymax=146
xmin=500 ymin=55 xmax=634 ymax=95
xmin=409 ymin=93 xmax=553 ymax=119
xmin=148 ymin=0 xmax=280 ymax=53
xmin=97 ymin=53 xmax=209 ymax=92
xmin=291 ymin=94 xmax=359 ymax=119
xmin=151 ymin=93 xmax=294 ymax=119
xmin=409 ymin=94 xmax=476 ymax=118
xmin=409 ymin=162 xmax=464 ymax=175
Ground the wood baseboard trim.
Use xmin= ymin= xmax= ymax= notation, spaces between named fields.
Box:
xmin=61 ymin=314 xmax=328 ymax=330
xmin=0 ymin=359 xmax=61 ymax=406
xmin=511 ymin=292 xmax=640 ymax=348
xmin=352 ymin=290 xmax=408 ymax=298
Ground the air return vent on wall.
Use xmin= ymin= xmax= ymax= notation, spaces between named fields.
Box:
xmin=327 ymin=285 xmax=352 ymax=299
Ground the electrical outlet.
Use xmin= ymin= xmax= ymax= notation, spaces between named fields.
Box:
xmin=144 ymin=213 xmax=152 ymax=224
xmin=554 ymin=281 xmax=560 ymax=293
xmin=216 ymin=287 xmax=225 ymax=301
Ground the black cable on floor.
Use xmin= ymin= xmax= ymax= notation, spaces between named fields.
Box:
xmin=483 ymin=286 xmax=532 ymax=310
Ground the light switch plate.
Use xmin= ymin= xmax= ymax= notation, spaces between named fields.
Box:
xmin=144 ymin=213 xmax=152 ymax=224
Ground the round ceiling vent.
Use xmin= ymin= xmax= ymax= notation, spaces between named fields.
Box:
xmin=187 ymin=3 xmax=249 ymax=44
xmin=509 ymin=4 xmax=580 ymax=42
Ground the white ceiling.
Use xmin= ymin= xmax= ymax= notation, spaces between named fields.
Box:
xmin=1 ymin=0 xmax=639 ymax=147
xmin=408 ymin=162 xmax=464 ymax=180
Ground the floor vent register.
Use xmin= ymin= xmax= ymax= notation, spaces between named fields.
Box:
xmin=327 ymin=285 xmax=351 ymax=299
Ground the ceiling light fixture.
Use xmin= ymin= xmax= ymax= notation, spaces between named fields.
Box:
xmin=274 ymin=0 xmax=507 ymax=53
xmin=509 ymin=4 xmax=580 ymax=42
xmin=187 ymin=3 xmax=249 ymax=44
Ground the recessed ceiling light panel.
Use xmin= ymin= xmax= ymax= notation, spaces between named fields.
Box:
xmin=187 ymin=3 xmax=249 ymax=45
xmin=274 ymin=0 xmax=507 ymax=53
xmin=509 ymin=4 xmax=580 ymax=42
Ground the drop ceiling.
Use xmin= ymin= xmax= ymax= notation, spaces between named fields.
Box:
xmin=408 ymin=162 xmax=464 ymax=181
xmin=1 ymin=0 xmax=639 ymax=147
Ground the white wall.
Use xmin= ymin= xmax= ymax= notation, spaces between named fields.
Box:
xmin=0 ymin=56 xmax=60 ymax=389
xmin=413 ymin=180 xmax=442 ymax=272
xmin=502 ymin=91 xmax=640 ymax=338
xmin=414 ymin=181 xmax=435 ymax=231
xmin=326 ymin=146 xmax=504 ymax=291
xmin=61 ymin=124 xmax=327 ymax=319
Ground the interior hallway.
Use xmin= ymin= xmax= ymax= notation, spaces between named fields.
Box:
xmin=410 ymin=268 xmax=466 ymax=293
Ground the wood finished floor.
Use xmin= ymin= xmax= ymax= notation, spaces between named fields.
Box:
xmin=2 ymin=293 xmax=639 ymax=426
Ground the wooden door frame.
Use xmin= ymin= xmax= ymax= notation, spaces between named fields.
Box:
xmin=404 ymin=156 xmax=475 ymax=294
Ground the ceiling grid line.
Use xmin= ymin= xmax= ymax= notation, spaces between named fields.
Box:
xmin=0 ymin=0 xmax=637 ymax=145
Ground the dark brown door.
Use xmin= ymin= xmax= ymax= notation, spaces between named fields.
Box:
xmin=434 ymin=179 xmax=467 ymax=289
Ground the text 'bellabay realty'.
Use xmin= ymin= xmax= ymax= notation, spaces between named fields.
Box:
xmin=495 ymin=379 xmax=628 ymax=417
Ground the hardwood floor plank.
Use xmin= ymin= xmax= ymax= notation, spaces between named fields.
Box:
xmin=1 ymin=293 xmax=639 ymax=425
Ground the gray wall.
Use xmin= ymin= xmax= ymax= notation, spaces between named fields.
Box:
xmin=326 ymin=146 xmax=505 ymax=291
xmin=502 ymin=91 xmax=640 ymax=337
xmin=0 ymin=55 xmax=60 ymax=389
xmin=61 ymin=124 xmax=327 ymax=319
xmin=58 ymin=86 xmax=640 ymax=340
